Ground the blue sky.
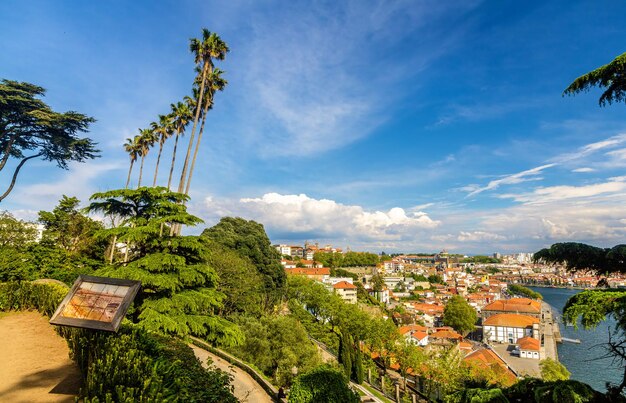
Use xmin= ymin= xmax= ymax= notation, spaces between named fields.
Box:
xmin=2 ymin=0 xmax=626 ymax=254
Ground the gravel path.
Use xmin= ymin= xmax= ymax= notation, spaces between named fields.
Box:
xmin=190 ymin=344 xmax=273 ymax=403
xmin=0 ymin=311 xmax=81 ymax=403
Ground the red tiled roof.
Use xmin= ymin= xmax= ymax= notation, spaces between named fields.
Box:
xmin=464 ymin=348 xmax=517 ymax=384
xmin=517 ymin=336 xmax=540 ymax=351
xmin=333 ymin=280 xmax=357 ymax=289
xmin=430 ymin=330 xmax=462 ymax=340
xmin=410 ymin=331 xmax=428 ymax=341
xmin=483 ymin=298 xmax=541 ymax=314
xmin=285 ymin=267 xmax=330 ymax=276
xmin=398 ymin=325 xmax=428 ymax=335
xmin=483 ymin=313 xmax=539 ymax=328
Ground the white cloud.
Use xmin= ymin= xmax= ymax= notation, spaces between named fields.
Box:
xmin=466 ymin=163 xmax=555 ymax=197
xmin=572 ymin=167 xmax=595 ymax=173
xmin=553 ymin=133 xmax=626 ymax=163
xmin=199 ymin=192 xmax=440 ymax=242
xmin=457 ymin=231 xmax=507 ymax=242
xmin=499 ymin=176 xmax=626 ymax=205
xmin=6 ymin=161 xmax=124 ymax=212
xmin=236 ymin=2 xmax=481 ymax=157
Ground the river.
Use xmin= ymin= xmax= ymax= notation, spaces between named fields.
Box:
xmin=527 ymin=286 xmax=622 ymax=392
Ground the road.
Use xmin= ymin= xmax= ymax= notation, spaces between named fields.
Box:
xmin=190 ymin=344 xmax=273 ymax=403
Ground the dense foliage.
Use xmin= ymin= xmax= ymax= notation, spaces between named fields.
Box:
xmin=460 ymin=255 xmax=502 ymax=264
xmin=0 ymin=281 xmax=236 ymax=402
xmin=540 ymin=358 xmax=570 ymax=382
xmin=202 ymin=217 xmax=286 ymax=306
xmin=563 ymin=51 xmax=626 ymax=107
xmin=226 ymin=314 xmax=321 ymax=387
xmin=0 ymin=79 xmax=98 ymax=202
xmin=534 ymin=242 xmax=626 ymax=274
xmin=0 ymin=198 xmax=105 ymax=284
xmin=69 ymin=326 xmax=236 ymax=402
xmin=508 ymin=284 xmax=542 ymax=300
xmin=88 ymin=187 xmax=242 ymax=345
xmin=443 ymin=295 xmax=478 ymax=335
xmin=288 ymin=365 xmax=360 ymax=403
xmin=314 ymin=251 xmax=380 ymax=268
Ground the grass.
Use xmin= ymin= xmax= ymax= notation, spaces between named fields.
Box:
xmin=361 ymin=382 xmax=394 ymax=403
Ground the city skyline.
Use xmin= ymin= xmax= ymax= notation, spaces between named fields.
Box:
xmin=2 ymin=1 xmax=626 ymax=253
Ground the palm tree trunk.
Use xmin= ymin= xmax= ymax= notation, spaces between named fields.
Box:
xmin=153 ymin=140 xmax=165 ymax=187
xmin=167 ymin=129 xmax=181 ymax=190
xmin=138 ymin=154 xmax=145 ymax=188
xmin=184 ymin=90 xmax=212 ymax=197
xmin=177 ymin=60 xmax=209 ymax=195
xmin=125 ymin=160 xmax=134 ymax=188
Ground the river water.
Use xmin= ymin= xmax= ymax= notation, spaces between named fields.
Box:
xmin=527 ymin=286 xmax=622 ymax=392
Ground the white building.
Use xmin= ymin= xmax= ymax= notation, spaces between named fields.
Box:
xmin=275 ymin=244 xmax=291 ymax=256
xmin=333 ymin=281 xmax=358 ymax=304
xmin=517 ymin=336 xmax=541 ymax=359
xmin=483 ymin=313 xmax=540 ymax=344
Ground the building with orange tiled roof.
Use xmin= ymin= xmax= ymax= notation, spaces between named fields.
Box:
xmin=458 ymin=340 xmax=473 ymax=354
xmin=482 ymin=297 xmax=541 ymax=319
xmin=285 ymin=267 xmax=330 ymax=281
xmin=483 ymin=313 xmax=540 ymax=344
xmin=429 ymin=329 xmax=463 ymax=346
xmin=464 ymin=348 xmax=517 ymax=386
xmin=517 ymin=336 xmax=541 ymax=359
xmin=333 ymin=281 xmax=357 ymax=304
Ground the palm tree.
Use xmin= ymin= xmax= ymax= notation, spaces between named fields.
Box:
xmin=168 ymin=101 xmax=193 ymax=190
xmin=151 ymin=114 xmax=173 ymax=187
xmin=123 ymin=137 xmax=140 ymax=189
xmin=184 ymin=68 xmax=227 ymax=196
xmin=563 ymin=52 xmax=626 ymax=106
xmin=136 ymin=128 xmax=156 ymax=188
xmin=177 ymin=29 xmax=229 ymax=196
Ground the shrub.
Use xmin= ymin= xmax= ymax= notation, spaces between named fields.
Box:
xmin=0 ymin=280 xmax=68 ymax=316
xmin=1 ymin=280 xmax=236 ymax=402
xmin=288 ymin=365 xmax=360 ymax=403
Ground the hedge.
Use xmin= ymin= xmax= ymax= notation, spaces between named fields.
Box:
xmin=0 ymin=281 xmax=237 ymax=402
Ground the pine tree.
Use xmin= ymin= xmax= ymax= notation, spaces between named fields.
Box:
xmin=87 ymin=187 xmax=243 ymax=346
xmin=338 ymin=331 xmax=353 ymax=380
xmin=353 ymin=338 xmax=364 ymax=384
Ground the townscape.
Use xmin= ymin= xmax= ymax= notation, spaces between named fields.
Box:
xmin=2 ymin=2 xmax=626 ymax=403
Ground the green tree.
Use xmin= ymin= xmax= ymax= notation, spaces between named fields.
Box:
xmin=0 ymin=213 xmax=37 ymax=281
xmin=202 ymin=217 xmax=286 ymax=307
xmin=184 ymin=68 xmax=227 ymax=196
xmin=136 ymin=128 xmax=156 ymax=187
xmin=0 ymin=79 xmax=98 ymax=202
xmin=508 ymin=284 xmax=542 ymax=300
xmin=123 ymin=136 xmax=141 ymax=188
xmin=338 ymin=331 xmax=354 ymax=380
xmin=202 ymin=238 xmax=264 ymax=316
xmin=178 ymin=29 xmax=228 ymax=198
xmin=564 ymin=52 xmax=626 ymax=106
xmin=428 ymin=274 xmax=444 ymax=284
xmin=231 ymin=315 xmax=321 ymax=387
xmin=394 ymin=341 xmax=426 ymax=389
xmin=370 ymin=274 xmax=385 ymax=292
xmin=167 ymin=101 xmax=192 ymax=190
xmin=87 ymin=187 xmax=242 ymax=345
xmin=540 ymin=358 xmax=570 ymax=382
xmin=288 ymin=365 xmax=360 ymax=403
xmin=443 ymin=295 xmax=477 ymax=336
xmin=0 ymin=211 xmax=37 ymax=248
xmin=38 ymin=195 xmax=104 ymax=258
xmin=151 ymin=114 xmax=173 ymax=187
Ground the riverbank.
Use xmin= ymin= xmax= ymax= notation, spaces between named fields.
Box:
xmin=527 ymin=286 xmax=622 ymax=392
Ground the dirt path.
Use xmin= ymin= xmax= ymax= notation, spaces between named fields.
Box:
xmin=0 ymin=311 xmax=81 ymax=403
xmin=190 ymin=344 xmax=273 ymax=403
